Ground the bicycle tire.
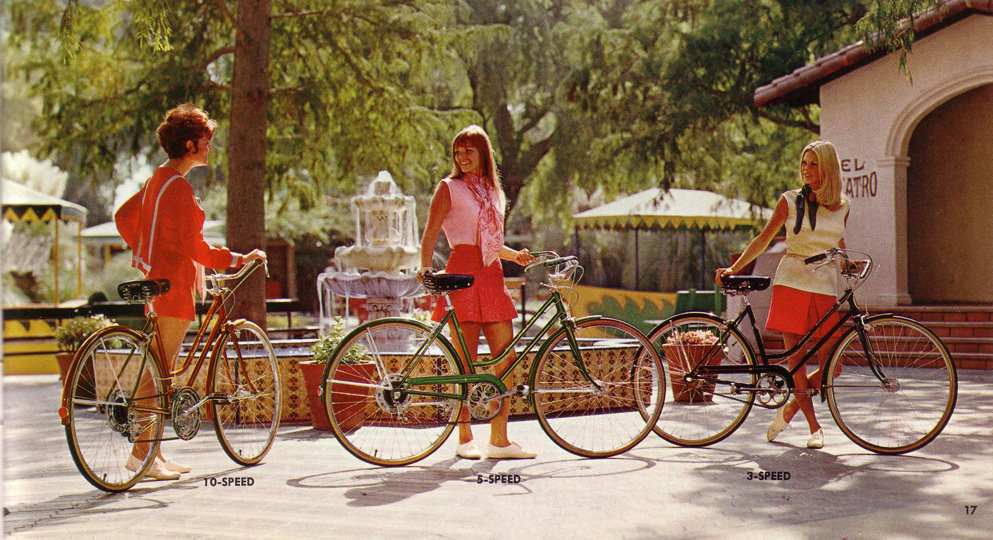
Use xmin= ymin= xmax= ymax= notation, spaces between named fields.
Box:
xmin=323 ymin=318 xmax=465 ymax=466
xmin=531 ymin=318 xmax=664 ymax=457
xmin=646 ymin=313 xmax=758 ymax=447
xmin=64 ymin=326 xmax=167 ymax=492
xmin=210 ymin=320 xmax=281 ymax=465
xmin=826 ymin=315 xmax=957 ymax=454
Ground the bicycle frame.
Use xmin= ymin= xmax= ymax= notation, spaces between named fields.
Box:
xmin=691 ymin=269 xmax=888 ymax=405
xmin=399 ymin=287 xmax=601 ymax=397
xmin=57 ymin=260 xmax=267 ymax=424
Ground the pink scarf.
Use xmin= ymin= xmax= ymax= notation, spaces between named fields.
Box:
xmin=462 ymin=173 xmax=503 ymax=266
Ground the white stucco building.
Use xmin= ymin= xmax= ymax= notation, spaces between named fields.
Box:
xmin=754 ymin=0 xmax=992 ymax=308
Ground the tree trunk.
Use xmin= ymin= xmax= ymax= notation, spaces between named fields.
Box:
xmin=228 ymin=0 xmax=271 ymax=327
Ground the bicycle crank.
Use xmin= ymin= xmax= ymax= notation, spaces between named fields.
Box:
xmin=755 ymin=372 xmax=791 ymax=407
xmin=467 ymin=382 xmax=503 ymax=421
xmin=171 ymin=387 xmax=202 ymax=440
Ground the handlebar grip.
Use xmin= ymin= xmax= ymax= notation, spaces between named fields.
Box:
xmin=804 ymin=253 xmax=828 ymax=265
xmin=543 ymin=256 xmax=577 ymax=267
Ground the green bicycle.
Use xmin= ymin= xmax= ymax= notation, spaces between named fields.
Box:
xmin=320 ymin=251 xmax=665 ymax=466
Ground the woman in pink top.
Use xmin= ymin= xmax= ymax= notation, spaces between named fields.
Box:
xmin=419 ymin=125 xmax=537 ymax=460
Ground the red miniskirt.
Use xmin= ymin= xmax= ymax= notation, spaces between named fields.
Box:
xmin=431 ymin=244 xmax=518 ymax=323
xmin=765 ymin=285 xmax=841 ymax=337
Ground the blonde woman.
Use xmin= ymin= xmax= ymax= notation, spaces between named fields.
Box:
xmin=716 ymin=140 xmax=849 ymax=449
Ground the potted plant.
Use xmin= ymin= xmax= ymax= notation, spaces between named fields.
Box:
xmin=299 ymin=317 xmax=373 ymax=431
xmin=660 ymin=330 xmax=720 ymax=403
xmin=54 ymin=314 xmax=113 ymax=399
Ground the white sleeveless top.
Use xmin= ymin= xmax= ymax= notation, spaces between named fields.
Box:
xmin=773 ymin=189 xmax=850 ymax=296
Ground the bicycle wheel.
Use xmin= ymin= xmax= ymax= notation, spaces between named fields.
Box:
xmin=531 ymin=317 xmax=664 ymax=457
xmin=210 ymin=320 xmax=281 ymax=465
xmin=646 ymin=313 xmax=758 ymax=446
xmin=826 ymin=315 xmax=957 ymax=454
xmin=64 ymin=326 xmax=167 ymax=492
xmin=324 ymin=318 xmax=465 ymax=466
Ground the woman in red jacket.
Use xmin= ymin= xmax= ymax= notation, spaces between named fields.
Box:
xmin=115 ymin=103 xmax=265 ymax=480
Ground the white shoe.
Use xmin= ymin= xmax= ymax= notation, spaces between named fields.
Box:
xmin=456 ymin=441 xmax=481 ymax=459
xmin=767 ymin=409 xmax=789 ymax=442
xmin=158 ymin=457 xmax=191 ymax=473
xmin=807 ymin=429 xmax=824 ymax=449
xmin=126 ymin=455 xmax=180 ymax=481
xmin=486 ymin=442 xmax=536 ymax=459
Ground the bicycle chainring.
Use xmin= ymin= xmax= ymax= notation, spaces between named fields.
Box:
xmin=171 ymin=387 xmax=202 ymax=440
xmin=467 ymin=382 xmax=502 ymax=421
xmin=756 ymin=372 xmax=790 ymax=407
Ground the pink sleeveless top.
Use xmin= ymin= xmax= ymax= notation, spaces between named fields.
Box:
xmin=440 ymin=177 xmax=505 ymax=263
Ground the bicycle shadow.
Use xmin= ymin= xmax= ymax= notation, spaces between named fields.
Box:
xmin=286 ymin=454 xmax=659 ymax=508
xmin=3 ymin=465 xmax=254 ymax=535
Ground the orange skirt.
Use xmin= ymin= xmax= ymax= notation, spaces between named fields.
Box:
xmin=431 ymin=245 xmax=517 ymax=323
xmin=766 ymin=285 xmax=841 ymax=337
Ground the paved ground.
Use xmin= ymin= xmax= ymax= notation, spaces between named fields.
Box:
xmin=3 ymin=371 xmax=991 ymax=539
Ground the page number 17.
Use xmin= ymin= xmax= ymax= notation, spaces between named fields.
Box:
xmin=965 ymin=505 xmax=977 ymax=515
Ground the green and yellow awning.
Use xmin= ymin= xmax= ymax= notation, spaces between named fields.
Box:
xmin=3 ymin=178 xmax=89 ymax=304
xmin=573 ymin=188 xmax=769 ymax=231
xmin=2 ymin=179 xmax=87 ymax=224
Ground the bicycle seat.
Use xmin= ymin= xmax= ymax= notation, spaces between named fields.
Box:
xmin=118 ymin=279 xmax=171 ymax=303
xmin=421 ymin=273 xmax=474 ymax=294
xmin=720 ymin=275 xmax=771 ymax=293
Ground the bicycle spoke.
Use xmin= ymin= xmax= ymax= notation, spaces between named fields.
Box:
xmin=325 ymin=319 xmax=463 ymax=466
xmin=211 ymin=321 xmax=280 ymax=465
xmin=65 ymin=327 xmax=166 ymax=492
xmin=827 ymin=316 xmax=956 ymax=454
xmin=646 ymin=314 xmax=757 ymax=447
xmin=533 ymin=318 xmax=664 ymax=458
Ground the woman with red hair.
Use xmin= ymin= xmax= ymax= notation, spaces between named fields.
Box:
xmin=116 ymin=103 xmax=266 ymax=480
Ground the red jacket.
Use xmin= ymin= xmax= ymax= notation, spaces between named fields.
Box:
xmin=115 ymin=167 xmax=234 ymax=320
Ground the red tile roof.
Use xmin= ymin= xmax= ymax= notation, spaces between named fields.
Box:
xmin=753 ymin=0 xmax=993 ymax=107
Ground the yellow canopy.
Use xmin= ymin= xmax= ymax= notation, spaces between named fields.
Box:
xmin=573 ymin=188 xmax=770 ymax=231
xmin=2 ymin=179 xmax=88 ymax=304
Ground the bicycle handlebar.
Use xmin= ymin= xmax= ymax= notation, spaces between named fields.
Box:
xmin=208 ymin=258 xmax=268 ymax=290
xmin=525 ymin=251 xmax=578 ymax=272
xmin=803 ymin=248 xmax=873 ymax=281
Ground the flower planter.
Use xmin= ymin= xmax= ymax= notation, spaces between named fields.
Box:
xmin=298 ymin=361 xmax=332 ymax=430
xmin=661 ymin=344 xmax=719 ymax=402
xmin=327 ymin=362 xmax=376 ymax=432
xmin=299 ymin=361 xmax=376 ymax=431
xmin=56 ymin=351 xmax=95 ymax=401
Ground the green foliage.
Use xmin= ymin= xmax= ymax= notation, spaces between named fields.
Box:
xmin=3 ymin=0 xmax=947 ymax=280
xmin=311 ymin=317 xmax=369 ymax=365
xmin=855 ymin=0 xmax=944 ymax=78
xmin=54 ymin=314 xmax=113 ymax=352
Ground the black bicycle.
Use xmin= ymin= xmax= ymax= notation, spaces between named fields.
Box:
xmin=645 ymin=248 xmax=957 ymax=454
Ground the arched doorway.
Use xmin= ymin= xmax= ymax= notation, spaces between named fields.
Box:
xmin=906 ymin=83 xmax=993 ymax=303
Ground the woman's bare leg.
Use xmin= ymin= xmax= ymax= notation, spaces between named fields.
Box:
xmin=132 ymin=316 xmax=188 ymax=460
xmin=454 ymin=321 xmax=482 ymax=445
xmin=480 ymin=320 xmax=516 ymax=447
xmin=782 ymin=332 xmax=821 ymax=434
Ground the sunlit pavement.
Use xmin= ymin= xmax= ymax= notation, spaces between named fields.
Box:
xmin=4 ymin=371 xmax=992 ymax=539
